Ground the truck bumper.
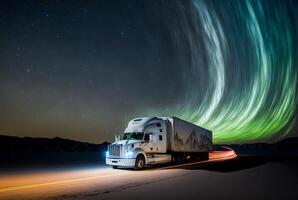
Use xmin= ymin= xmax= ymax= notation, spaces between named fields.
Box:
xmin=106 ymin=158 xmax=136 ymax=167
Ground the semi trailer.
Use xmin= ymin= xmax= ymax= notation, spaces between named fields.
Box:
xmin=106 ymin=117 xmax=212 ymax=169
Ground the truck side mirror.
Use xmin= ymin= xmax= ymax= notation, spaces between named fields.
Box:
xmin=115 ymin=135 xmax=121 ymax=142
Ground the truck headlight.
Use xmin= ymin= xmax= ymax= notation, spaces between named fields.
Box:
xmin=124 ymin=151 xmax=133 ymax=158
xmin=106 ymin=151 xmax=109 ymax=158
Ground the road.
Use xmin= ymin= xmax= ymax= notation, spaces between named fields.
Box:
xmin=0 ymin=148 xmax=297 ymax=200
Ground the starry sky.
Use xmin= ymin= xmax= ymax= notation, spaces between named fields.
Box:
xmin=0 ymin=0 xmax=297 ymax=144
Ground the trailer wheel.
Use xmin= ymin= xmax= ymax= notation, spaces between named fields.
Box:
xmin=172 ymin=155 xmax=177 ymax=163
xmin=112 ymin=166 xmax=118 ymax=169
xmin=135 ymin=154 xmax=145 ymax=170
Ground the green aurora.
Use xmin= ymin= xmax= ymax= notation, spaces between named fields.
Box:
xmin=152 ymin=0 xmax=297 ymax=144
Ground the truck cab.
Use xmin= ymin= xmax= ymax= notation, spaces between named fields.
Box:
xmin=106 ymin=117 xmax=171 ymax=169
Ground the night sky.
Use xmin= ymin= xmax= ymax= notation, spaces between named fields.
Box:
xmin=0 ymin=0 xmax=297 ymax=144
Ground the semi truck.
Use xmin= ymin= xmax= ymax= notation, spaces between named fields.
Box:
xmin=106 ymin=116 xmax=212 ymax=169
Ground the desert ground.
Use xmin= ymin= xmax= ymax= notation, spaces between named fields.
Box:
xmin=0 ymin=154 xmax=297 ymax=200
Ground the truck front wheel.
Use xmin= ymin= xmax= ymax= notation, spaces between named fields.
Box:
xmin=135 ymin=155 xmax=145 ymax=170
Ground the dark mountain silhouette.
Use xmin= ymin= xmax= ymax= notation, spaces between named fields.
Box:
xmin=1 ymin=134 xmax=297 ymax=170
xmin=216 ymin=137 xmax=298 ymax=156
xmin=0 ymin=135 xmax=109 ymax=170
xmin=0 ymin=135 xmax=108 ymax=153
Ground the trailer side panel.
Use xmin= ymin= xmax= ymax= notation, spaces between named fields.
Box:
xmin=170 ymin=117 xmax=212 ymax=152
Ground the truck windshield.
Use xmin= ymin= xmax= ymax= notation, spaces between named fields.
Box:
xmin=123 ymin=132 xmax=144 ymax=140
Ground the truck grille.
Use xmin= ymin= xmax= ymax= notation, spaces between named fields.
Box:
xmin=108 ymin=144 xmax=122 ymax=157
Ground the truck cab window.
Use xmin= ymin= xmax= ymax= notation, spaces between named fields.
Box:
xmin=123 ymin=132 xmax=144 ymax=140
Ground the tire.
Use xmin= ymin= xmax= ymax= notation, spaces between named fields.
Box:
xmin=172 ymin=155 xmax=177 ymax=163
xmin=135 ymin=154 xmax=145 ymax=170
xmin=112 ymin=166 xmax=118 ymax=169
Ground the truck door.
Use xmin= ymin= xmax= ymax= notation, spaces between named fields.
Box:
xmin=155 ymin=121 xmax=166 ymax=153
xmin=156 ymin=133 xmax=166 ymax=153
xmin=143 ymin=133 xmax=154 ymax=153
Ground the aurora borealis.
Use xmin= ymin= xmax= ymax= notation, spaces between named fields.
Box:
xmin=151 ymin=0 xmax=298 ymax=143
xmin=0 ymin=0 xmax=297 ymax=144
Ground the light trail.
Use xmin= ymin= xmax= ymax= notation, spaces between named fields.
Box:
xmin=152 ymin=147 xmax=237 ymax=170
xmin=0 ymin=171 xmax=130 ymax=193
